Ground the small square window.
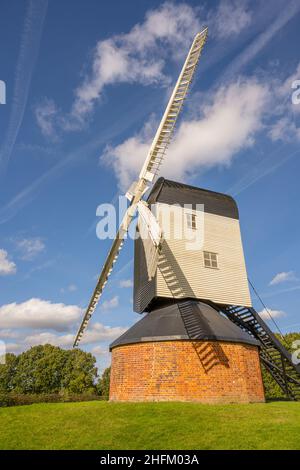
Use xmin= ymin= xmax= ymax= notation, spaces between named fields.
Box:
xmin=186 ymin=213 xmax=197 ymax=230
xmin=203 ymin=251 xmax=218 ymax=269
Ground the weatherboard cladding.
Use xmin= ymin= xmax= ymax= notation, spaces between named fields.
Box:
xmin=134 ymin=177 xmax=251 ymax=312
xmin=109 ymin=300 xmax=259 ymax=350
xmin=157 ymin=207 xmax=252 ymax=307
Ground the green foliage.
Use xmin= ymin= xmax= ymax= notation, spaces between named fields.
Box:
xmin=0 ymin=393 xmax=102 ymax=407
xmin=0 ymin=345 xmax=98 ymax=396
xmin=97 ymin=367 xmax=111 ymax=399
xmin=0 ymin=353 xmax=18 ymax=393
xmin=261 ymin=365 xmax=285 ymax=399
xmin=262 ymin=332 xmax=300 ymax=399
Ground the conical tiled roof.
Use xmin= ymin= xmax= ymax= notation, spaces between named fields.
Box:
xmin=110 ymin=300 xmax=259 ymax=350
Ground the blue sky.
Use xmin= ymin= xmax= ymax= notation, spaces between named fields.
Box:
xmin=0 ymin=0 xmax=300 ymax=371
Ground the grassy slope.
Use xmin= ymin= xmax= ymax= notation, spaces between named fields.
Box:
xmin=0 ymin=401 xmax=300 ymax=450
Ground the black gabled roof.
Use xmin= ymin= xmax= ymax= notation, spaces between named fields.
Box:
xmin=110 ymin=300 xmax=259 ymax=350
xmin=147 ymin=177 xmax=239 ymax=220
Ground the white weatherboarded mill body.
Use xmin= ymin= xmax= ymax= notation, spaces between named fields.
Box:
xmin=134 ymin=178 xmax=252 ymax=313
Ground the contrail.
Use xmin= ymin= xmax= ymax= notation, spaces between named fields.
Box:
xmin=222 ymin=0 xmax=300 ymax=81
xmin=0 ymin=0 xmax=48 ymax=176
xmin=228 ymin=146 xmax=300 ymax=197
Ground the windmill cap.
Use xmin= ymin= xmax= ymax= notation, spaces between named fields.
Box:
xmin=147 ymin=177 xmax=239 ymax=220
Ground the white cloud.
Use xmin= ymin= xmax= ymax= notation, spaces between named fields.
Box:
xmin=103 ymin=78 xmax=269 ymax=189
xmin=79 ymin=322 xmax=125 ymax=345
xmin=258 ymin=308 xmax=286 ymax=320
xmin=209 ymin=0 xmax=252 ymax=38
xmin=69 ymin=1 xmax=203 ymax=123
xmin=91 ymin=345 xmax=108 ymax=356
xmin=100 ymin=296 xmax=119 ymax=310
xmin=21 ymin=321 xmax=125 ymax=348
xmin=119 ymin=279 xmax=133 ymax=288
xmin=0 ymin=315 xmax=126 ymax=356
xmin=0 ymin=249 xmax=16 ymax=275
xmin=15 ymin=237 xmax=45 ymax=260
xmin=0 ymin=298 xmax=82 ymax=331
xmin=36 ymin=2 xmax=202 ymax=135
xmin=269 ymin=271 xmax=298 ymax=286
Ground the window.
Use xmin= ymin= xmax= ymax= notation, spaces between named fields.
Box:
xmin=203 ymin=251 xmax=218 ymax=269
xmin=186 ymin=213 xmax=197 ymax=230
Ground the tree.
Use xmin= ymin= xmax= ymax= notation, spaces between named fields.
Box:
xmin=97 ymin=367 xmax=111 ymax=399
xmin=0 ymin=353 xmax=18 ymax=393
xmin=1 ymin=344 xmax=98 ymax=395
xmin=262 ymin=332 xmax=300 ymax=399
xmin=62 ymin=348 xmax=98 ymax=394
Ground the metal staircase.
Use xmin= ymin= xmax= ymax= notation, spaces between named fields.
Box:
xmin=220 ymin=305 xmax=300 ymax=401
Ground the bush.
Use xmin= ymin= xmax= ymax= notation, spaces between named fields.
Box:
xmin=0 ymin=392 xmax=104 ymax=407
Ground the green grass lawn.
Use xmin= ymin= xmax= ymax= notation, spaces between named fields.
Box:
xmin=0 ymin=401 xmax=300 ymax=450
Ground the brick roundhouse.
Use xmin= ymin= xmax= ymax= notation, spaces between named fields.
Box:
xmin=110 ymin=301 xmax=265 ymax=403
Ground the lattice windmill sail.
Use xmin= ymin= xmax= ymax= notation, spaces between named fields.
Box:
xmin=136 ymin=201 xmax=163 ymax=281
xmin=73 ymin=28 xmax=208 ymax=347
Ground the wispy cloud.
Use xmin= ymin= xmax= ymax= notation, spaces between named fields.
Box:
xmin=260 ymin=284 xmax=300 ymax=300
xmin=228 ymin=144 xmax=300 ymax=196
xmin=119 ymin=279 xmax=133 ymax=288
xmin=34 ymin=98 xmax=58 ymax=139
xmin=269 ymin=271 xmax=298 ymax=286
xmin=60 ymin=284 xmax=77 ymax=294
xmin=208 ymin=0 xmax=252 ymax=39
xmin=0 ymin=88 xmax=157 ymax=226
xmin=100 ymin=296 xmax=119 ymax=311
xmin=0 ymin=0 xmax=48 ymax=175
xmin=15 ymin=237 xmax=45 ymax=260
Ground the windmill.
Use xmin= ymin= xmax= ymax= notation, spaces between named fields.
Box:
xmin=74 ymin=29 xmax=300 ymax=403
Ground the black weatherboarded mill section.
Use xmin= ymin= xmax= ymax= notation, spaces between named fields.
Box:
xmin=147 ymin=177 xmax=239 ymax=218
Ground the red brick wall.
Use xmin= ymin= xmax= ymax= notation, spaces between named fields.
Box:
xmin=110 ymin=340 xmax=265 ymax=403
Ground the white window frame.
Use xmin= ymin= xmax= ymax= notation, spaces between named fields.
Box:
xmin=203 ymin=251 xmax=218 ymax=269
xmin=186 ymin=212 xmax=197 ymax=230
